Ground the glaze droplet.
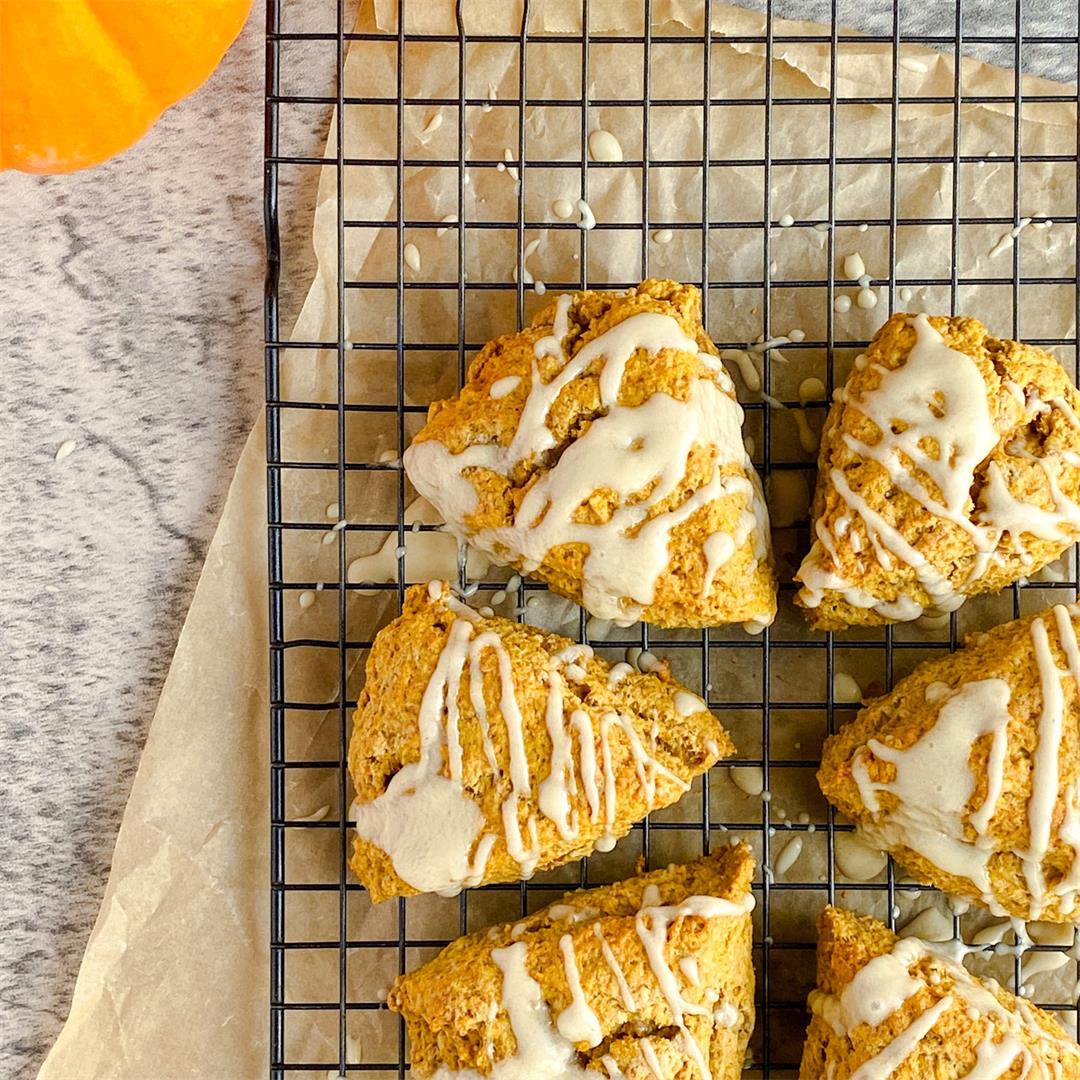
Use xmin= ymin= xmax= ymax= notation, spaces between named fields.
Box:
xmin=588 ymin=129 xmax=624 ymax=162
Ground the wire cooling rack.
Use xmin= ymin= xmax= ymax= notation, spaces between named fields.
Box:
xmin=265 ymin=1 xmax=1080 ymax=1075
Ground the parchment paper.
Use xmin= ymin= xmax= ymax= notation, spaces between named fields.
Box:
xmin=38 ymin=1 xmax=1079 ymax=1077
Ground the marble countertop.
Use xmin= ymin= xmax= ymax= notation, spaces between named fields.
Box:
xmin=0 ymin=11 xmax=327 ymax=1075
xmin=2 ymin=2 xmax=1075 ymax=1077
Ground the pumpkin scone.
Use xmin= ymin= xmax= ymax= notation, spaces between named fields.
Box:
xmin=800 ymin=907 xmax=1080 ymax=1079
xmin=402 ymin=279 xmax=776 ymax=631
xmin=795 ymin=312 xmax=1080 ymax=630
xmin=390 ymin=844 xmax=755 ymax=1079
xmin=819 ymin=603 xmax=1080 ymax=922
xmin=348 ymin=581 xmax=733 ymax=902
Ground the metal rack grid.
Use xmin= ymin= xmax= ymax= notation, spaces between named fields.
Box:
xmin=265 ymin=1 xmax=1080 ymax=1075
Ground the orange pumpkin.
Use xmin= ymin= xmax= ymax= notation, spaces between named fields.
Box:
xmin=1 ymin=0 xmax=252 ymax=174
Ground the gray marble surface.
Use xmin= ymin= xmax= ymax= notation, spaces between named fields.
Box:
xmin=2 ymin=2 xmax=1077 ymax=1078
xmin=0 ymin=11 xmax=326 ymax=1077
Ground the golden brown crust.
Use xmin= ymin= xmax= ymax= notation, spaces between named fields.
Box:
xmin=799 ymin=907 xmax=1080 ymax=1079
xmin=795 ymin=312 xmax=1080 ymax=630
xmin=390 ymin=844 xmax=756 ymax=1078
xmin=348 ymin=583 xmax=734 ymax=902
xmin=407 ymin=279 xmax=776 ymax=629
xmin=818 ymin=605 xmax=1080 ymax=921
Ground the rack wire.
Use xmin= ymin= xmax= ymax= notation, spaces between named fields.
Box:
xmin=266 ymin=1 xmax=1080 ymax=1075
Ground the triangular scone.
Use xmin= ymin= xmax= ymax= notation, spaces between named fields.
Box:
xmin=403 ymin=279 xmax=776 ymax=630
xmin=795 ymin=312 xmax=1080 ymax=630
xmin=348 ymin=582 xmax=733 ymax=902
xmin=800 ymin=907 xmax=1080 ymax=1078
xmin=819 ymin=603 xmax=1080 ymax=922
xmin=390 ymin=844 xmax=755 ymax=1078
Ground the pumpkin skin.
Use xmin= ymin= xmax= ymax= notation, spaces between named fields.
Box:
xmin=1 ymin=0 xmax=252 ymax=174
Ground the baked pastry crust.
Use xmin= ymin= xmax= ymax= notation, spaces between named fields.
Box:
xmin=795 ymin=312 xmax=1080 ymax=630
xmin=800 ymin=907 xmax=1080 ymax=1079
xmin=819 ymin=603 xmax=1080 ymax=922
xmin=390 ymin=844 xmax=756 ymax=1078
xmin=403 ymin=279 xmax=776 ymax=630
xmin=348 ymin=582 xmax=733 ymax=902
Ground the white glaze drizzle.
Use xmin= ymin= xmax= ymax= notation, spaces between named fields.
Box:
xmin=1020 ymin=951 xmax=1070 ymax=981
xmin=556 ymin=934 xmax=603 ymax=1047
xmin=353 ymin=614 xmax=491 ymax=897
xmin=720 ymin=347 xmax=761 ymax=392
xmin=678 ymin=955 xmax=701 ymax=986
xmin=674 ymin=691 xmax=705 ymax=717
xmin=599 ymin=713 xmax=690 ymax=847
xmin=576 ymin=199 xmax=596 ymax=230
xmin=433 ymin=889 xmax=754 ymax=1078
xmin=356 ymin=586 xmax=714 ymax=894
xmin=842 ymin=315 xmax=998 ymax=534
xmin=844 ymin=948 xmax=924 ymax=1030
xmin=491 ymin=375 xmax=521 ymax=399
xmin=600 ymin=1056 xmax=627 ymax=1079
xmin=1022 ymin=606 xmax=1080 ymax=917
xmin=796 ymin=314 xmax=1080 ymax=621
xmin=849 ymin=605 xmax=1080 ymax=919
xmin=835 ymin=833 xmax=888 ymax=881
xmin=431 ymin=942 xmax=587 ymax=1079
xmin=714 ymin=1001 xmax=740 ymax=1028
xmin=538 ymin=671 xmax=581 ymax=841
xmin=641 ymin=884 xmax=661 ymax=909
xmin=639 ymin=1039 xmax=664 ymax=1079
xmin=549 ymin=904 xmax=598 ymax=924
xmin=633 ymin=892 xmax=756 ymax=1079
xmin=404 ymin=292 xmax=771 ymax=625
xmin=898 ymin=907 xmax=955 ymax=943
xmin=850 ymin=996 xmax=953 ymax=1079
xmin=701 ymin=498 xmax=758 ymax=597
xmin=821 ymin=467 xmax=963 ymax=619
xmin=809 ymin=935 xmax=1074 ymax=1080
xmin=963 ymin=1029 xmax=1033 ymax=1080
xmin=593 ymin=923 xmax=638 ymax=1012
xmin=852 ymin=678 xmax=1012 ymax=897
xmin=978 ymin=457 xmax=1080 ymax=555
